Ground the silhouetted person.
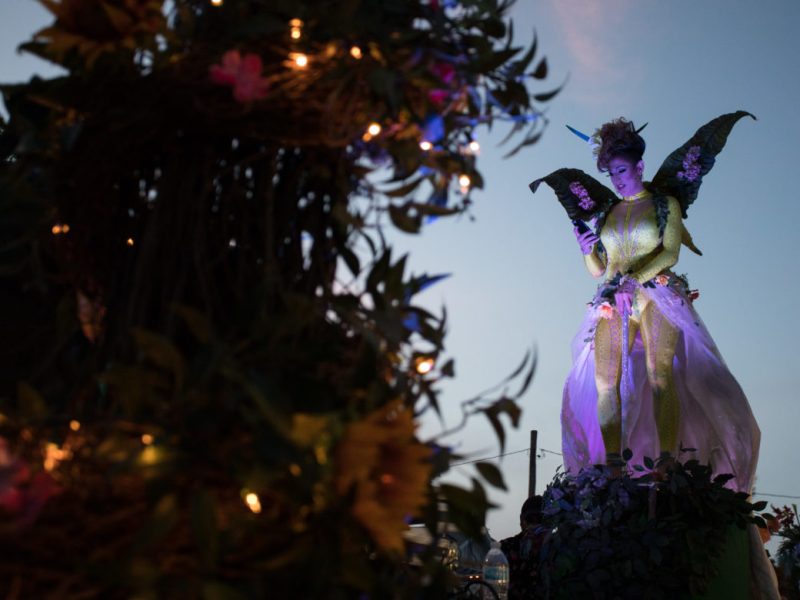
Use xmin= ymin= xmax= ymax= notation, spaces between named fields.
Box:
xmin=500 ymin=495 xmax=548 ymax=600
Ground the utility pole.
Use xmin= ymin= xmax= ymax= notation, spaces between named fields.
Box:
xmin=528 ymin=429 xmax=537 ymax=498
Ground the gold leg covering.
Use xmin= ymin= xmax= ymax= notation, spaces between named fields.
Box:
xmin=594 ymin=312 xmax=638 ymax=459
xmin=639 ymin=300 xmax=680 ymax=455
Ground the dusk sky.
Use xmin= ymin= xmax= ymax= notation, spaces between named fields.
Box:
xmin=2 ymin=0 xmax=798 ymax=542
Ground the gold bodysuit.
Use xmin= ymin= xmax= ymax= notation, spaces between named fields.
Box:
xmin=583 ymin=190 xmax=683 ymax=458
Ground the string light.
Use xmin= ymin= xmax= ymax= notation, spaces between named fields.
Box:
xmin=362 ymin=122 xmax=383 ymax=142
xmin=210 ymin=0 xmax=223 ymax=5
xmin=44 ymin=443 xmax=69 ymax=471
xmin=419 ymin=141 xmax=433 ymax=151
xmin=141 ymin=433 xmax=154 ymax=445
xmin=69 ymin=420 xmax=81 ymax=432
xmin=350 ymin=46 xmax=363 ymax=59
xmin=126 ymin=237 xmax=134 ymax=246
xmin=140 ymin=445 xmax=159 ymax=465
xmin=468 ymin=140 xmax=480 ymax=153
xmin=290 ymin=52 xmax=309 ymax=68
xmin=458 ymin=174 xmax=471 ymax=193
xmin=244 ymin=491 xmax=262 ymax=514
xmin=51 ymin=224 xmax=70 ymax=234
xmin=415 ymin=357 xmax=435 ymax=375
xmin=289 ymin=18 xmax=303 ymax=40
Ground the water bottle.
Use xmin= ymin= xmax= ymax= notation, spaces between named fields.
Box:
xmin=482 ymin=540 xmax=509 ymax=600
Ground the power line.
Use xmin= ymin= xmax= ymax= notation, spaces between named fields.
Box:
xmin=448 ymin=445 xmax=800 ymax=500
xmin=449 ymin=447 xmax=530 ymax=468
xmin=753 ymin=492 xmax=800 ymax=500
xmin=539 ymin=447 xmax=563 ymax=457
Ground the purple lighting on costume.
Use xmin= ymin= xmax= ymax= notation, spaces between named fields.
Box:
xmin=569 ymin=181 xmax=595 ymax=210
xmin=677 ymin=145 xmax=702 ymax=182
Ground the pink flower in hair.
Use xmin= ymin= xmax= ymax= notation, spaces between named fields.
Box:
xmin=210 ymin=50 xmax=270 ymax=104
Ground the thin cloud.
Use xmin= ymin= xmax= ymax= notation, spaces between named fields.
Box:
xmin=550 ymin=0 xmax=645 ymax=105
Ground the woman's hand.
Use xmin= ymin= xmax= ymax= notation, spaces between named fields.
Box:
xmin=574 ymin=227 xmax=599 ymax=255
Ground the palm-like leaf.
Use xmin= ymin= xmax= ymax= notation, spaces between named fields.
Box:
xmin=651 ymin=111 xmax=755 ymax=217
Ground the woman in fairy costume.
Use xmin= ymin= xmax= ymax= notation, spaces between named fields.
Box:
xmin=531 ymin=112 xmax=761 ymax=492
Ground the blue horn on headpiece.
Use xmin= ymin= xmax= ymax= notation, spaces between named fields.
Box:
xmin=565 ymin=124 xmax=591 ymax=142
xmin=566 ymin=124 xmax=600 ymax=150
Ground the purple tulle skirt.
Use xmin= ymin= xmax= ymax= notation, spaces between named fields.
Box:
xmin=561 ymin=283 xmax=760 ymax=492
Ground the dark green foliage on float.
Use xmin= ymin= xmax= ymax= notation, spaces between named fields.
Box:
xmin=540 ymin=452 xmax=764 ymax=600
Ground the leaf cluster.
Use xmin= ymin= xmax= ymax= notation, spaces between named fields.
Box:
xmin=0 ymin=0 xmax=553 ymax=597
xmin=538 ymin=452 xmax=765 ymax=600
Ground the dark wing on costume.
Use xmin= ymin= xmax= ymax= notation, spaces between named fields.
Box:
xmin=650 ymin=111 xmax=755 ymax=218
xmin=529 ymin=168 xmax=617 ymax=224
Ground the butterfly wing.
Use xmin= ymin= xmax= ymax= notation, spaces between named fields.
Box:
xmin=651 ymin=111 xmax=755 ymax=218
xmin=529 ymin=167 xmax=618 ymax=222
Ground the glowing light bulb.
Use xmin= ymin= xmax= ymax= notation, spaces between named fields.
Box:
xmin=245 ymin=492 xmax=262 ymax=514
xmin=126 ymin=238 xmax=134 ymax=246
xmin=210 ymin=0 xmax=223 ymax=5
xmin=468 ymin=140 xmax=480 ymax=153
xmin=141 ymin=433 xmax=154 ymax=445
xmin=419 ymin=140 xmax=433 ymax=151
xmin=458 ymin=174 xmax=471 ymax=189
xmin=350 ymin=46 xmax=363 ymax=59
xmin=289 ymin=19 xmax=303 ymax=41
xmin=44 ymin=443 xmax=68 ymax=471
xmin=415 ymin=357 xmax=435 ymax=375
xmin=291 ymin=53 xmax=308 ymax=68
xmin=52 ymin=223 xmax=70 ymax=234
xmin=69 ymin=420 xmax=81 ymax=431
xmin=367 ymin=122 xmax=382 ymax=136
xmin=140 ymin=445 xmax=159 ymax=465
xmin=51 ymin=225 xmax=61 ymax=234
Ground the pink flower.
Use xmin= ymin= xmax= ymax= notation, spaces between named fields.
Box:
xmin=428 ymin=88 xmax=450 ymax=106
xmin=210 ymin=50 xmax=270 ymax=104
xmin=655 ymin=274 xmax=670 ymax=286
xmin=430 ymin=62 xmax=456 ymax=86
xmin=598 ymin=302 xmax=614 ymax=320
xmin=0 ymin=438 xmax=60 ymax=526
xmin=688 ymin=289 xmax=700 ymax=302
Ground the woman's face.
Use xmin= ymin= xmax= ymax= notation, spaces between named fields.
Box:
xmin=608 ymin=156 xmax=645 ymax=197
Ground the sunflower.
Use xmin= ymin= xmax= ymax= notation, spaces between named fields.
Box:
xmin=34 ymin=0 xmax=165 ymax=66
xmin=335 ymin=401 xmax=432 ymax=553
